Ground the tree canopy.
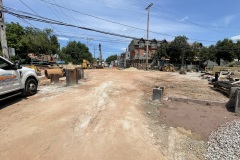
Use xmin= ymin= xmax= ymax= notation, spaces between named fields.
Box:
xmin=60 ymin=41 xmax=93 ymax=64
xmin=152 ymin=36 xmax=240 ymax=67
xmin=21 ymin=28 xmax=60 ymax=55
xmin=1 ymin=22 xmax=92 ymax=64
xmin=168 ymin=36 xmax=189 ymax=67
xmin=106 ymin=54 xmax=117 ymax=63
xmin=0 ymin=22 xmax=60 ymax=62
xmin=155 ymin=40 xmax=169 ymax=60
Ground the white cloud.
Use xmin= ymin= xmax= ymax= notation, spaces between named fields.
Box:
xmin=180 ymin=16 xmax=189 ymax=22
xmin=58 ymin=37 xmax=70 ymax=41
xmin=230 ymin=35 xmax=240 ymax=41
xmin=121 ymin=47 xmax=127 ymax=51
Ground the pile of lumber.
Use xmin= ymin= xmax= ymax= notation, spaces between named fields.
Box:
xmin=213 ymin=81 xmax=240 ymax=97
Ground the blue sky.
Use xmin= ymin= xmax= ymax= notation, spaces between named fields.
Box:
xmin=4 ymin=0 xmax=240 ymax=59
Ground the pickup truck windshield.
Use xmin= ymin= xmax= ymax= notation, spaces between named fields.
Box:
xmin=0 ymin=58 xmax=12 ymax=70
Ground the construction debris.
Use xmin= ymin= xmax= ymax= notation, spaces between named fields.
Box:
xmin=179 ymin=68 xmax=186 ymax=74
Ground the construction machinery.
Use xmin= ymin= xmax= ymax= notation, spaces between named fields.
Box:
xmin=95 ymin=43 xmax=104 ymax=69
xmin=25 ymin=65 xmax=41 ymax=76
xmin=82 ymin=59 xmax=93 ymax=69
xmin=160 ymin=64 xmax=175 ymax=72
xmin=82 ymin=59 xmax=88 ymax=69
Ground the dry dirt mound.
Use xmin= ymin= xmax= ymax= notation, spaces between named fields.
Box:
xmin=125 ymin=67 xmax=139 ymax=71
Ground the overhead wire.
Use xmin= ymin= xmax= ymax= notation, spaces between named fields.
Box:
xmin=4 ymin=7 xmax=139 ymax=39
xmin=62 ymin=0 xmax=103 ymax=45
xmin=17 ymin=0 xmax=132 ymax=48
xmin=47 ymin=0 xmax=82 ymax=35
xmin=18 ymin=0 xmax=70 ymax=44
xmin=4 ymin=6 xmax=130 ymax=50
xmin=6 ymin=6 xmax=218 ymax=43
xmin=95 ymin=0 xmax=223 ymax=33
xmin=5 ymin=0 xmax=225 ymax=42
xmin=24 ymin=1 xmax=217 ymax=43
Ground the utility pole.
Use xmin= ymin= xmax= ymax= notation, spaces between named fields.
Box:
xmin=0 ymin=0 xmax=9 ymax=60
xmin=99 ymin=43 xmax=102 ymax=64
xmin=94 ymin=46 xmax=96 ymax=59
xmin=145 ymin=3 xmax=153 ymax=70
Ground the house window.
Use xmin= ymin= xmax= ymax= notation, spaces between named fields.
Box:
xmin=139 ymin=42 xmax=145 ymax=48
xmin=151 ymin=43 xmax=157 ymax=49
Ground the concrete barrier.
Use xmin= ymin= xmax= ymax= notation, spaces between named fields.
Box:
xmin=152 ymin=87 xmax=163 ymax=102
xmin=226 ymin=87 xmax=238 ymax=108
xmin=235 ymin=89 xmax=240 ymax=113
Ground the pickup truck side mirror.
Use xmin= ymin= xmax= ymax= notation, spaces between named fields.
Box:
xmin=13 ymin=60 xmax=22 ymax=70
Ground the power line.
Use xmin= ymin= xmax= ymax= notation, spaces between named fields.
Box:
xmin=56 ymin=34 xmax=130 ymax=44
xmin=47 ymin=0 xmax=81 ymax=35
xmin=4 ymin=5 xmax=219 ymax=42
xmin=18 ymin=0 xmax=70 ymax=43
xmin=34 ymin=1 xmax=176 ymax=37
xmin=4 ymin=7 xmax=139 ymax=39
xmin=95 ymin=0 xmax=224 ymax=34
xmin=35 ymin=0 xmax=218 ymax=42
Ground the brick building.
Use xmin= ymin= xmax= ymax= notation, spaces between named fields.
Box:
xmin=127 ymin=38 xmax=167 ymax=69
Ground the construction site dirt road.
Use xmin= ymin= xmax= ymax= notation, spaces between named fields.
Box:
xmin=0 ymin=68 xmax=239 ymax=160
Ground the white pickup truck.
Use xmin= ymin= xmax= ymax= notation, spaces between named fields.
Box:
xmin=0 ymin=56 xmax=38 ymax=101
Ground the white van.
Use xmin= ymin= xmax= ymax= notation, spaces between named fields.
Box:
xmin=0 ymin=56 xmax=38 ymax=101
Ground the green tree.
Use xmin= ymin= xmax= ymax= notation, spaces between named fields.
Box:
xmin=6 ymin=22 xmax=25 ymax=53
xmin=235 ymin=40 xmax=240 ymax=61
xmin=106 ymin=54 xmax=117 ymax=64
xmin=4 ymin=22 xmax=29 ymax=62
xmin=61 ymin=41 xmax=93 ymax=64
xmin=155 ymin=40 xmax=169 ymax=60
xmin=186 ymin=42 xmax=203 ymax=65
xmin=215 ymin=39 xmax=235 ymax=65
xmin=22 ymin=28 xmax=59 ymax=55
xmin=50 ymin=34 xmax=60 ymax=55
xmin=168 ymin=36 xmax=190 ymax=68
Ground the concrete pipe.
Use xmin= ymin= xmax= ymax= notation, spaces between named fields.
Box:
xmin=45 ymin=69 xmax=63 ymax=79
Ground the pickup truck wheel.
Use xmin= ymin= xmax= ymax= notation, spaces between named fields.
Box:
xmin=25 ymin=78 xmax=38 ymax=96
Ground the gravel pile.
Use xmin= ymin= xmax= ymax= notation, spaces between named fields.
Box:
xmin=205 ymin=120 xmax=240 ymax=160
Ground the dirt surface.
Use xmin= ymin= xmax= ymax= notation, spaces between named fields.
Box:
xmin=0 ymin=69 xmax=239 ymax=160
xmin=144 ymin=100 xmax=239 ymax=140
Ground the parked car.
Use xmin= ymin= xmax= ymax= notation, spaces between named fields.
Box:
xmin=0 ymin=56 xmax=38 ymax=101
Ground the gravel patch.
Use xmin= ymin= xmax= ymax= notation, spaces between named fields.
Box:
xmin=38 ymin=85 xmax=74 ymax=94
xmin=205 ymin=120 xmax=240 ymax=160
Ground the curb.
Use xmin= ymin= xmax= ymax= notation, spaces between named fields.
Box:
xmin=167 ymin=97 xmax=226 ymax=107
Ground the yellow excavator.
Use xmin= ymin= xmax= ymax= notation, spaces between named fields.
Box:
xmin=25 ymin=65 xmax=42 ymax=76
xmin=82 ymin=59 xmax=93 ymax=69
xmin=160 ymin=64 xmax=175 ymax=72
xmin=82 ymin=59 xmax=87 ymax=69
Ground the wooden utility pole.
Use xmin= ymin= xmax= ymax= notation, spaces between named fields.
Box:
xmin=0 ymin=0 xmax=9 ymax=59
xmin=145 ymin=3 xmax=153 ymax=70
xmin=99 ymin=43 xmax=102 ymax=64
xmin=94 ymin=46 xmax=96 ymax=59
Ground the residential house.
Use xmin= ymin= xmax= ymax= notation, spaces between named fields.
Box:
xmin=127 ymin=38 xmax=167 ymax=69
xmin=119 ymin=53 xmax=126 ymax=68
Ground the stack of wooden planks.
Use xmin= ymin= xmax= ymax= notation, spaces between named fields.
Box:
xmin=213 ymin=81 xmax=240 ymax=97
